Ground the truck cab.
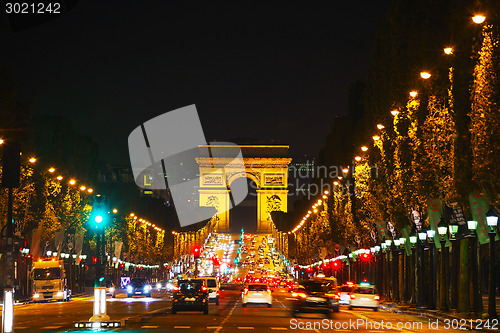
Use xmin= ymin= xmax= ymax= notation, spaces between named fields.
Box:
xmin=32 ymin=259 xmax=71 ymax=302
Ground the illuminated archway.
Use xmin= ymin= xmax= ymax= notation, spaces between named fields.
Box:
xmin=196 ymin=145 xmax=291 ymax=233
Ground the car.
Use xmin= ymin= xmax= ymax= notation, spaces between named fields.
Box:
xmin=172 ymin=279 xmax=209 ymax=314
xmin=242 ymin=283 xmax=272 ymax=307
xmin=105 ymin=281 xmax=116 ymax=298
xmin=290 ymin=278 xmax=339 ymax=317
xmin=194 ymin=277 xmax=220 ymax=305
xmin=126 ymin=278 xmax=152 ymax=297
xmin=337 ymin=282 xmax=355 ymax=305
xmin=348 ymin=283 xmax=380 ymax=311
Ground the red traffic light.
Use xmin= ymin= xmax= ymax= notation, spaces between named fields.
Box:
xmin=192 ymin=245 xmax=201 ymax=258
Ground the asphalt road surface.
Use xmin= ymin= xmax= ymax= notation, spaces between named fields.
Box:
xmin=1 ymin=288 xmax=473 ymax=333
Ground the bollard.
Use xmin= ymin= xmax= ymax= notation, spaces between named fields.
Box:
xmin=89 ymin=287 xmax=110 ymax=322
xmin=2 ymin=289 xmax=14 ymax=333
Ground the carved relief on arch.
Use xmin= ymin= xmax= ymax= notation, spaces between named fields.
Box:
xmin=226 ymin=170 xmax=261 ymax=188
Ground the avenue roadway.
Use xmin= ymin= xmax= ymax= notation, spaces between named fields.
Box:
xmin=3 ymin=288 xmax=467 ymax=333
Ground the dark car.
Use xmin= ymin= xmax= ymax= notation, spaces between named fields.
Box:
xmin=290 ymin=278 xmax=339 ymax=317
xmin=126 ymin=278 xmax=152 ymax=297
xmin=172 ymin=279 xmax=209 ymax=314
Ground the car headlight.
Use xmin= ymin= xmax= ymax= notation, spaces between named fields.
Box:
xmin=144 ymin=285 xmax=151 ymax=292
xmin=33 ymin=293 xmax=40 ymax=298
xmin=56 ymin=291 xmax=63 ymax=297
xmin=109 ymin=287 xmax=115 ymax=293
xmin=127 ymin=285 xmax=133 ymax=292
xmin=156 ymin=283 xmax=162 ymax=289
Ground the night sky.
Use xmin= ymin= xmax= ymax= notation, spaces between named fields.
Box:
xmin=0 ymin=1 xmax=391 ymax=165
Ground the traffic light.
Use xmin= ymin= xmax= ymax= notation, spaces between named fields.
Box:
xmin=90 ymin=195 xmax=108 ymax=229
xmin=192 ymin=245 xmax=201 ymax=259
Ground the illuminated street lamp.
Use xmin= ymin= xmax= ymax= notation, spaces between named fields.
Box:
xmin=468 ymin=219 xmax=480 ymax=315
xmin=69 ymin=179 xmax=76 ymax=185
xmin=377 ymin=124 xmax=385 ymax=130
xmin=56 ymin=175 xmax=63 ymax=181
xmin=472 ymin=15 xmax=486 ymax=24
xmin=449 ymin=220 xmax=459 ymax=309
xmin=48 ymin=167 xmax=55 ymax=173
xmin=409 ymin=91 xmax=418 ymax=98
xmin=354 ymin=156 xmax=362 ymax=162
xmin=420 ymin=72 xmax=431 ymax=79
xmin=444 ymin=47 xmax=454 ymax=55
xmin=486 ymin=208 xmax=499 ymax=319
xmin=361 ymin=146 xmax=368 ymax=152
xmin=391 ymin=109 xmax=399 ymax=116
xmin=0 ymin=139 xmax=4 ymax=144
xmin=372 ymin=135 xmax=380 ymax=141
xmin=29 ymin=157 xmax=36 ymax=163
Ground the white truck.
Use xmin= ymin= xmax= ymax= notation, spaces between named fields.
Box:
xmin=32 ymin=259 xmax=71 ymax=302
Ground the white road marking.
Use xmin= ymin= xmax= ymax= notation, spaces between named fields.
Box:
xmin=238 ymin=327 xmax=254 ymax=330
xmin=215 ymin=299 xmax=239 ymax=333
xmin=207 ymin=327 xmax=223 ymax=329
xmin=41 ymin=326 xmax=62 ymax=329
xmin=270 ymin=328 xmax=287 ymax=330
xmin=141 ymin=326 xmax=159 ymax=329
xmin=174 ymin=326 xmax=191 ymax=328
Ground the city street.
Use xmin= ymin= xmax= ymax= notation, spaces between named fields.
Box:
xmin=2 ymin=289 xmax=470 ymax=332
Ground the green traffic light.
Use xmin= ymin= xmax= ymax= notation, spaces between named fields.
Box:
xmin=99 ymin=276 xmax=104 ymax=282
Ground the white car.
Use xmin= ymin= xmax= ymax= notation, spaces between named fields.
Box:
xmin=338 ymin=283 xmax=355 ymax=305
xmin=242 ymin=283 xmax=272 ymax=308
xmin=348 ymin=283 xmax=380 ymax=311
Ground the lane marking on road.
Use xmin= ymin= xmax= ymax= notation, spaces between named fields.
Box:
xmin=207 ymin=327 xmax=223 ymax=329
xmin=174 ymin=326 xmax=191 ymax=328
xmin=141 ymin=326 xmax=159 ymax=329
xmin=41 ymin=326 xmax=62 ymax=329
xmin=13 ymin=327 xmax=28 ymax=330
xmin=238 ymin=327 xmax=254 ymax=330
xmin=270 ymin=328 xmax=287 ymax=330
xmin=215 ymin=298 xmax=239 ymax=333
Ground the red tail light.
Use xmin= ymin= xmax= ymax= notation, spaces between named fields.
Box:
xmin=173 ymin=286 xmax=179 ymax=292
xmin=202 ymin=286 xmax=207 ymax=292
xmin=374 ymin=295 xmax=380 ymax=301
xmin=216 ymin=291 xmax=220 ymax=296
xmin=350 ymin=294 xmax=356 ymax=299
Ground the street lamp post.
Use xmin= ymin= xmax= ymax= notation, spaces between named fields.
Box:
xmin=417 ymin=229 xmax=427 ymax=307
xmin=467 ymin=219 xmax=482 ymax=315
xmin=486 ymin=209 xmax=498 ymax=319
xmin=381 ymin=243 xmax=387 ymax=299
xmin=385 ymin=239 xmax=393 ymax=300
xmin=409 ymin=233 xmax=418 ymax=307
xmin=438 ymin=218 xmax=449 ymax=312
xmin=393 ymin=239 xmax=400 ymax=303
xmin=426 ymin=229 xmax=437 ymax=310
xmin=399 ymin=237 xmax=408 ymax=304
xmin=449 ymin=222 xmax=459 ymax=310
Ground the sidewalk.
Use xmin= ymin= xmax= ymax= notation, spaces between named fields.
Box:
xmin=381 ymin=296 xmax=500 ymax=332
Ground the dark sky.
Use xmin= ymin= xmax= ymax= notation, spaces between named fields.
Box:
xmin=0 ymin=1 xmax=391 ymax=165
